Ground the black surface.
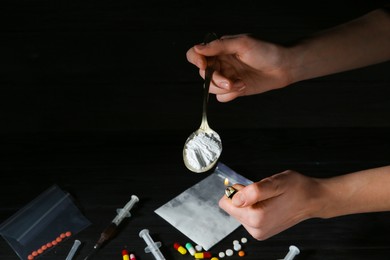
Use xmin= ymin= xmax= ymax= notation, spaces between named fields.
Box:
xmin=1 ymin=1 xmax=390 ymax=259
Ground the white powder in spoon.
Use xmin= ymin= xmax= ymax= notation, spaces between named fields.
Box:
xmin=184 ymin=132 xmax=222 ymax=172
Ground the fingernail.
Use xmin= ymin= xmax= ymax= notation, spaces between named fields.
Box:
xmin=232 ymin=193 xmax=245 ymax=207
xmin=219 ymin=81 xmax=229 ymax=89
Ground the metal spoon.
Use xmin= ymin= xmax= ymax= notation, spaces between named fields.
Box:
xmin=183 ymin=33 xmax=222 ymax=173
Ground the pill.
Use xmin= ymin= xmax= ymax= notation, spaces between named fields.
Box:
xmin=60 ymin=233 xmax=66 ymax=239
xmin=46 ymin=242 xmax=52 ymax=248
xmin=194 ymin=252 xmax=212 ymax=258
xmin=65 ymin=231 xmax=72 ymax=237
xmin=173 ymin=242 xmax=187 ymax=255
xmin=233 ymin=240 xmax=240 ymax=245
xmin=195 ymin=244 xmax=203 ymax=252
xmin=238 ymin=250 xmax=245 ymax=257
xmin=218 ymin=252 xmax=225 ymax=258
xmin=130 ymin=253 xmax=136 ymax=260
xmin=225 ymin=249 xmax=233 ymax=256
xmin=122 ymin=249 xmax=130 ymax=260
xmin=56 ymin=237 xmax=62 ymax=243
xmin=52 ymin=240 xmax=58 ymax=246
xmin=211 ymin=257 xmax=219 ymax=260
xmin=28 ymin=254 xmax=34 ymax=260
xmin=37 ymin=248 xmax=43 ymax=254
xmin=234 ymin=243 xmax=242 ymax=251
xmin=41 ymin=245 xmax=47 ymax=251
xmin=32 ymin=251 xmax=38 ymax=257
xmin=185 ymin=242 xmax=196 ymax=256
xmin=241 ymin=237 xmax=248 ymax=243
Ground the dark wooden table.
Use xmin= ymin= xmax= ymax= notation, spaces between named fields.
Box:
xmin=1 ymin=1 xmax=390 ymax=259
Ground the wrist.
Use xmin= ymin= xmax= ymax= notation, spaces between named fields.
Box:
xmin=305 ymin=177 xmax=342 ymax=219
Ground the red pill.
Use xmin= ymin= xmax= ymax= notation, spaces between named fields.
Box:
xmin=41 ymin=245 xmax=47 ymax=251
xmin=65 ymin=231 xmax=72 ymax=237
xmin=60 ymin=233 xmax=66 ymax=239
xmin=46 ymin=242 xmax=52 ymax=248
xmin=32 ymin=251 xmax=38 ymax=257
xmin=52 ymin=240 xmax=58 ymax=246
xmin=28 ymin=254 xmax=34 ymax=260
xmin=56 ymin=237 xmax=62 ymax=243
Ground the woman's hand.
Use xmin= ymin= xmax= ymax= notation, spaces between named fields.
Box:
xmin=219 ymin=170 xmax=323 ymax=240
xmin=186 ymin=34 xmax=292 ymax=102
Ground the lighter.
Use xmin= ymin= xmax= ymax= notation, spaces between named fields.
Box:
xmin=225 ymin=186 xmax=238 ymax=199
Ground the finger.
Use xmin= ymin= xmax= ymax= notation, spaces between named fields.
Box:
xmin=231 ymin=176 xmax=285 ymax=207
xmin=215 ymin=85 xmax=246 ymax=102
xmin=209 ymin=70 xmax=232 ymax=92
xmin=216 ymin=91 xmax=241 ymax=103
xmin=193 ymin=37 xmax=241 ymax=57
xmin=186 ymin=47 xmax=207 ymax=69
xmin=219 ymin=191 xmax=264 ymax=224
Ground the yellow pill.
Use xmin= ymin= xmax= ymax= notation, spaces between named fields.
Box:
xmin=173 ymin=242 xmax=187 ymax=255
xmin=211 ymin=257 xmax=219 ymax=260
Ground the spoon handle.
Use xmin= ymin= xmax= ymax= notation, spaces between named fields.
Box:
xmin=200 ymin=32 xmax=218 ymax=130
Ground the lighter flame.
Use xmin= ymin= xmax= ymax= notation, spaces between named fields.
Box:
xmin=224 ymin=178 xmax=229 ymax=186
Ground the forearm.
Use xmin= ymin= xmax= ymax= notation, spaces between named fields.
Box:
xmin=314 ymin=165 xmax=390 ymax=219
xmin=288 ymin=8 xmax=390 ymax=83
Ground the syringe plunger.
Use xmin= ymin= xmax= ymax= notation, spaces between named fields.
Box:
xmin=283 ymin=245 xmax=300 ymax=260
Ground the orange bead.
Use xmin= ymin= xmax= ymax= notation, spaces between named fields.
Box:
xmin=52 ymin=240 xmax=58 ymax=246
xmin=37 ymin=248 xmax=43 ymax=254
xmin=238 ymin=250 xmax=245 ymax=257
xmin=65 ymin=231 xmax=72 ymax=237
xmin=41 ymin=245 xmax=47 ymax=251
xmin=28 ymin=254 xmax=34 ymax=260
xmin=60 ymin=233 xmax=66 ymax=238
xmin=32 ymin=251 xmax=38 ymax=256
xmin=56 ymin=237 xmax=62 ymax=243
xmin=46 ymin=242 xmax=52 ymax=248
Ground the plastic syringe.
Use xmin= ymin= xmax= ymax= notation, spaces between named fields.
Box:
xmin=283 ymin=245 xmax=300 ymax=260
xmin=84 ymin=195 xmax=139 ymax=260
xmin=139 ymin=229 xmax=166 ymax=260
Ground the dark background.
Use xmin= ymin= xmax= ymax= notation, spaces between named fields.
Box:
xmin=1 ymin=1 xmax=390 ymax=259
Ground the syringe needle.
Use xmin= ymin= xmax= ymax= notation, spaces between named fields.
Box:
xmin=83 ymin=195 xmax=139 ymax=259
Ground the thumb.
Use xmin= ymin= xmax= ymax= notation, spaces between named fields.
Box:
xmin=231 ymin=177 xmax=284 ymax=207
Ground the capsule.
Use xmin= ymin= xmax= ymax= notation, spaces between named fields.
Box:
xmin=173 ymin=242 xmax=187 ymax=255
xmin=185 ymin=242 xmax=196 ymax=256
xmin=122 ymin=249 xmax=130 ymax=260
xmin=194 ymin=252 xmax=212 ymax=259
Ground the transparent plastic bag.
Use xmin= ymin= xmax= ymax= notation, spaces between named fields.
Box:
xmin=0 ymin=185 xmax=91 ymax=260
xmin=155 ymin=162 xmax=252 ymax=250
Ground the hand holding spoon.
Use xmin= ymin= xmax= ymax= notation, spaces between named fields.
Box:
xmin=183 ymin=33 xmax=222 ymax=173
